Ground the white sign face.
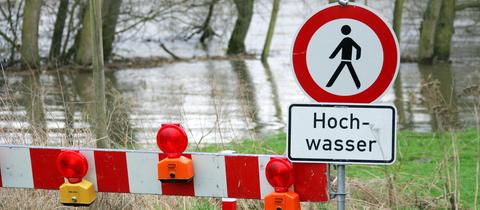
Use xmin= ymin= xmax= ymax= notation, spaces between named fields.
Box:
xmin=287 ymin=104 xmax=396 ymax=165
xmin=306 ymin=19 xmax=383 ymax=96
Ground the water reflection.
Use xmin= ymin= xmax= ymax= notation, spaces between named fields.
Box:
xmin=230 ymin=60 xmax=260 ymax=139
xmin=71 ymin=71 xmax=136 ymax=148
xmin=262 ymin=61 xmax=283 ymax=126
xmin=22 ymin=72 xmax=47 ymax=144
xmin=105 ymin=72 xmax=136 ymax=148
xmin=0 ymin=59 xmax=478 ymax=147
xmin=71 ymin=72 xmax=97 ymax=146
xmin=394 ymin=71 xmax=408 ymax=129
xmin=53 ymin=72 xmax=75 ymax=145
xmin=418 ymin=63 xmax=460 ymax=131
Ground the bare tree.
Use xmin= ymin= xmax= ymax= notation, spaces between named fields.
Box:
xmin=393 ymin=0 xmax=405 ymax=41
xmin=199 ymin=0 xmax=218 ymax=44
xmin=261 ymin=0 xmax=280 ymax=62
xmin=90 ymin=0 xmax=109 ymax=148
xmin=434 ymin=0 xmax=456 ymax=61
xmin=75 ymin=2 xmax=93 ymax=65
xmin=20 ymin=0 xmax=42 ymax=69
xmin=418 ymin=0 xmax=442 ymax=63
xmin=102 ymin=0 xmax=123 ymax=60
xmin=226 ymin=0 xmax=253 ymax=55
xmin=49 ymin=0 xmax=69 ymax=63
xmin=0 ymin=0 xmax=23 ymax=65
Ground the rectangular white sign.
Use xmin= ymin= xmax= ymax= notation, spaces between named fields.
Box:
xmin=287 ymin=104 xmax=396 ymax=165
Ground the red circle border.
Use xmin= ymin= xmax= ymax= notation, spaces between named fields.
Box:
xmin=292 ymin=5 xmax=399 ymax=103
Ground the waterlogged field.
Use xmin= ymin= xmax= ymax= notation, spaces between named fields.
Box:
xmin=197 ymin=129 xmax=480 ymax=209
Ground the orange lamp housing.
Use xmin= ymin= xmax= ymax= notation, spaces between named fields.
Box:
xmin=56 ymin=150 xmax=96 ymax=206
xmin=157 ymin=124 xmax=194 ymax=182
xmin=264 ymin=158 xmax=300 ymax=210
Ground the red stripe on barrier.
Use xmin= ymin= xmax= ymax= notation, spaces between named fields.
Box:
xmin=94 ymin=151 xmax=130 ymax=193
xmin=30 ymin=148 xmax=64 ymax=189
xmin=225 ymin=156 xmax=261 ymax=199
xmin=159 ymin=154 xmax=195 ymax=196
xmin=293 ymin=163 xmax=329 ymax=202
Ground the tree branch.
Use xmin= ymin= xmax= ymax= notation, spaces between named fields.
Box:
xmin=456 ymin=2 xmax=480 ymax=11
xmin=0 ymin=30 xmax=16 ymax=46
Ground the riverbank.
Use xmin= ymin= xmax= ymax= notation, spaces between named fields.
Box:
xmin=194 ymin=129 xmax=480 ymax=209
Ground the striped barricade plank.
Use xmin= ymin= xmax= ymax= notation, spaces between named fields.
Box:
xmin=0 ymin=145 xmax=329 ymax=202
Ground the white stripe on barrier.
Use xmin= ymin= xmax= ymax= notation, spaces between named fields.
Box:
xmin=126 ymin=152 xmax=162 ymax=194
xmin=192 ymin=154 xmax=228 ymax=197
xmin=0 ymin=147 xmax=34 ymax=188
xmin=81 ymin=150 xmax=98 ymax=191
xmin=0 ymin=145 xmax=329 ymax=202
xmin=258 ymin=155 xmax=274 ymax=199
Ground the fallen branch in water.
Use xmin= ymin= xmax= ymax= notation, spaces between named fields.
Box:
xmin=160 ymin=43 xmax=182 ymax=60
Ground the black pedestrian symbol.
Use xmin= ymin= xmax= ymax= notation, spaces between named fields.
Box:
xmin=327 ymin=25 xmax=362 ymax=89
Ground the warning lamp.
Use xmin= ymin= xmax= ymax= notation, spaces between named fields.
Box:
xmin=264 ymin=158 xmax=301 ymax=210
xmin=157 ymin=124 xmax=194 ymax=182
xmin=57 ymin=150 xmax=96 ymax=206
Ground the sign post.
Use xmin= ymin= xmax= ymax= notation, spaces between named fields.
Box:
xmin=288 ymin=0 xmax=400 ymax=209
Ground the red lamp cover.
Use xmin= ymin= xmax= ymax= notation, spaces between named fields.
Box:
xmin=56 ymin=150 xmax=88 ymax=183
xmin=156 ymin=123 xmax=188 ymax=158
xmin=265 ymin=158 xmax=294 ymax=193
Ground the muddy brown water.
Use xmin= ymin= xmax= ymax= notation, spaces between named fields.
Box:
xmin=0 ymin=0 xmax=479 ymax=148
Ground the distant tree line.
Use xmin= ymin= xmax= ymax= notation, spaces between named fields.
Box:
xmin=1 ymin=0 xmax=480 ymax=70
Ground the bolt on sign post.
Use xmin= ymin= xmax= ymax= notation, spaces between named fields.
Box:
xmin=57 ymin=150 xmax=96 ymax=206
xmin=157 ymin=124 xmax=195 ymax=182
xmin=288 ymin=0 xmax=400 ymax=210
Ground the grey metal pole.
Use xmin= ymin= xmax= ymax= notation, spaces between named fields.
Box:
xmin=337 ymin=165 xmax=346 ymax=210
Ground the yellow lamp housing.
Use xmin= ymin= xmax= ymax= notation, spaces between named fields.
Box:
xmin=59 ymin=179 xmax=96 ymax=206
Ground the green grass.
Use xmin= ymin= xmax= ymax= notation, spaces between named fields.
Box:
xmin=192 ymin=129 xmax=480 ymax=209
xmin=190 ymin=132 xmax=286 ymax=155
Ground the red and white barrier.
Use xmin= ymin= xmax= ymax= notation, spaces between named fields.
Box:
xmin=0 ymin=145 xmax=328 ymax=201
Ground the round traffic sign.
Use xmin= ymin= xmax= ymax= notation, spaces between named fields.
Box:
xmin=292 ymin=4 xmax=399 ymax=103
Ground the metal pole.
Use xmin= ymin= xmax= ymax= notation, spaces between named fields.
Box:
xmin=336 ymin=1 xmax=348 ymax=208
xmin=337 ymin=165 xmax=346 ymax=210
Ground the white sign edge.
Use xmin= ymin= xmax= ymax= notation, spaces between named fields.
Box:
xmin=286 ymin=103 xmax=397 ymax=165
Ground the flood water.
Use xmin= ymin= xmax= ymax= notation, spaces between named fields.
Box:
xmin=1 ymin=0 xmax=479 ymax=148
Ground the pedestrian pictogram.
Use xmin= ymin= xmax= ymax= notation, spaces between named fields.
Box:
xmin=327 ymin=25 xmax=362 ymax=89
xmin=291 ymin=4 xmax=400 ymax=103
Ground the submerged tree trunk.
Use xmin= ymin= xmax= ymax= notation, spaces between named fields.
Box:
xmin=20 ymin=0 xmax=42 ymax=69
xmin=261 ymin=0 xmax=280 ymax=62
xmin=226 ymin=0 xmax=254 ymax=55
xmin=90 ymin=0 xmax=109 ymax=148
xmin=199 ymin=0 xmax=218 ymax=44
xmin=102 ymin=0 xmax=122 ymax=61
xmin=434 ymin=0 xmax=456 ymax=61
xmin=75 ymin=2 xmax=93 ymax=65
xmin=49 ymin=0 xmax=69 ymax=62
xmin=418 ymin=0 xmax=443 ymax=63
xmin=392 ymin=0 xmax=405 ymax=41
